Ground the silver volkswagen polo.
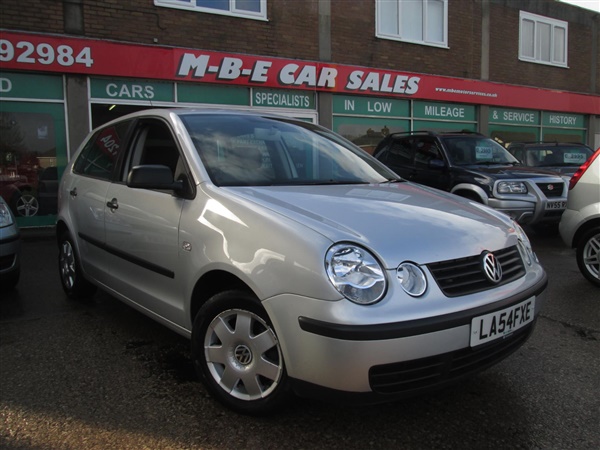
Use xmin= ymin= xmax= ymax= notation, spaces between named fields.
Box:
xmin=57 ymin=109 xmax=547 ymax=414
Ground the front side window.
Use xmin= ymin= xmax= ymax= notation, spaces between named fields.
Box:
xmin=443 ymin=137 xmax=519 ymax=166
xmin=74 ymin=121 xmax=131 ymax=180
xmin=376 ymin=0 xmax=448 ymax=48
xmin=154 ymin=0 xmax=266 ymax=20
xmin=519 ymin=11 xmax=568 ymax=67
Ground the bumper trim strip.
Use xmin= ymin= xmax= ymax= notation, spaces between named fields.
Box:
xmin=298 ymin=274 xmax=547 ymax=341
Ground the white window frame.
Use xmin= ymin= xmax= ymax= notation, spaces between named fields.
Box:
xmin=154 ymin=0 xmax=267 ymax=21
xmin=519 ymin=11 xmax=568 ymax=68
xmin=376 ymin=0 xmax=448 ymax=48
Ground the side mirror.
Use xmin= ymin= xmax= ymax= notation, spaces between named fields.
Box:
xmin=127 ymin=165 xmax=184 ymax=191
xmin=428 ymin=159 xmax=446 ymax=170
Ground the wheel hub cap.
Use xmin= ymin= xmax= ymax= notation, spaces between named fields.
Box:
xmin=234 ymin=344 xmax=253 ymax=365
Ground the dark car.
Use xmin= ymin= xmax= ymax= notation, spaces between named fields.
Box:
xmin=506 ymin=141 xmax=594 ymax=179
xmin=373 ymin=131 xmax=568 ymax=232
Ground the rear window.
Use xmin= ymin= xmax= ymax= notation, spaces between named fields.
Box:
xmin=527 ymin=145 xmax=593 ymax=166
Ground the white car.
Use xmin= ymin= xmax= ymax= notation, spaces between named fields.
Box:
xmin=559 ymin=148 xmax=600 ymax=287
xmin=57 ymin=109 xmax=547 ymax=414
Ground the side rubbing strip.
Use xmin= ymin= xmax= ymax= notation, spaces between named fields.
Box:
xmin=79 ymin=232 xmax=175 ymax=279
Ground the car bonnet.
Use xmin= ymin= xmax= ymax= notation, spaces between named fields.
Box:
xmin=223 ymin=182 xmax=517 ymax=269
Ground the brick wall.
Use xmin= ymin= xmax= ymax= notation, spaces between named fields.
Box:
xmin=488 ymin=2 xmax=597 ymax=93
xmin=0 ymin=0 xmax=597 ymax=95
xmin=82 ymin=0 xmax=319 ymax=60
xmin=330 ymin=0 xmax=482 ymax=80
xmin=0 ymin=0 xmax=64 ymax=34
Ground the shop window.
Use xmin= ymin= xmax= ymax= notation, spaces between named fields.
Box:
xmin=519 ymin=11 xmax=567 ymax=67
xmin=376 ymin=0 xmax=448 ymax=48
xmin=334 ymin=117 xmax=408 ymax=155
xmin=542 ymin=132 xmax=585 ymax=143
xmin=154 ymin=0 xmax=266 ymax=20
xmin=490 ymin=130 xmax=538 ymax=147
xmin=0 ymin=111 xmax=58 ymax=218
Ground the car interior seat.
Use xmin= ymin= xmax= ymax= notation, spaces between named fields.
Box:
xmin=543 ymin=152 xmax=563 ymax=165
xmin=526 ymin=152 xmax=539 ymax=166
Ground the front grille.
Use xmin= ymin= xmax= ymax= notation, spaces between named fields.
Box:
xmin=427 ymin=246 xmax=525 ymax=297
xmin=369 ymin=322 xmax=534 ymax=394
xmin=536 ymin=182 xmax=564 ymax=198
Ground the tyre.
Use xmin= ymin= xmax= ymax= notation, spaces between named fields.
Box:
xmin=58 ymin=231 xmax=97 ymax=299
xmin=576 ymin=227 xmax=600 ymax=287
xmin=192 ymin=290 xmax=290 ymax=415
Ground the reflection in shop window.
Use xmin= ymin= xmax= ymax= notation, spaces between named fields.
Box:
xmin=0 ymin=112 xmax=57 ymax=217
xmin=337 ymin=122 xmax=403 ymax=155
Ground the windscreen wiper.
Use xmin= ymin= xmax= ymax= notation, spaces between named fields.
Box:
xmin=380 ymin=178 xmax=405 ymax=184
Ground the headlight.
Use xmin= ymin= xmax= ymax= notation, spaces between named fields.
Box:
xmin=0 ymin=203 xmax=15 ymax=227
xmin=513 ymin=220 xmax=537 ymax=265
xmin=397 ymin=262 xmax=427 ymax=297
xmin=497 ymin=181 xmax=527 ymax=194
xmin=325 ymin=243 xmax=386 ymax=305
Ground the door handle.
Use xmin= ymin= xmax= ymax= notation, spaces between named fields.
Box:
xmin=69 ymin=187 xmax=77 ymax=197
xmin=106 ymin=198 xmax=119 ymax=211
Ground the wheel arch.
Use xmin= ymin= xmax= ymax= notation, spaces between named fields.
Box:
xmin=189 ymin=270 xmax=255 ymax=324
xmin=450 ymin=183 xmax=488 ymax=204
xmin=56 ymin=219 xmax=69 ymax=245
xmin=572 ymin=217 xmax=600 ymax=249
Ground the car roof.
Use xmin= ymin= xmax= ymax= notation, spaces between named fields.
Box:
xmin=508 ymin=141 xmax=592 ymax=149
xmin=92 ymin=107 xmax=298 ymax=131
xmin=386 ymin=130 xmax=486 ymax=139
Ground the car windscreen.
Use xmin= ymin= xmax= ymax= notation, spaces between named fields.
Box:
xmin=526 ymin=145 xmax=593 ymax=167
xmin=179 ymin=114 xmax=396 ymax=186
xmin=443 ymin=137 xmax=519 ymax=166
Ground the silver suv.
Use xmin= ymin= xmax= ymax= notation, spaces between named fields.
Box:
xmin=57 ymin=109 xmax=547 ymax=414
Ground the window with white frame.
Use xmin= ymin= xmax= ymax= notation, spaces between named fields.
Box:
xmin=519 ymin=11 xmax=568 ymax=67
xmin=376 ymin=0 xmax=448 ymax=48
xmin=154 ymin=0 xmax=267 ymax=21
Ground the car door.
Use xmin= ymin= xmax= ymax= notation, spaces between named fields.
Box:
xmin=64 ymin=120 xmax=132 ymax=285
xmin=103 ymin=118 xmax=188 ymax=325
xmin=376 ymin=138 xmax=415 ymax=180
xmin=410 ymin=138 xmax=451 ymax=191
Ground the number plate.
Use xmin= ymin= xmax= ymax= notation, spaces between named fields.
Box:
xmin=546 ymin=200 xmax=566 ymax=210
xmin=470 ymin=297 xmax=535 ymax=347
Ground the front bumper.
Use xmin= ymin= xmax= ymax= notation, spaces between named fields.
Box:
xmin=262 ymin=271 xmax=547 ymax=401
xmin=0 ymin=229 xmax=21 ymax=276
xmin=489 ymin=179 xmax=567 ymax=226
xmin=488 ymin=197 xmax=564 ymax=226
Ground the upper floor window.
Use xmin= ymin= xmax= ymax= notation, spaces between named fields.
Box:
xmin=519 ymin=11 xmax=568 ymax=67
xmin=154 ymin=0 xmax=267 ymax=21
xmin=376 ymin=0 xmax=448 ymax=48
